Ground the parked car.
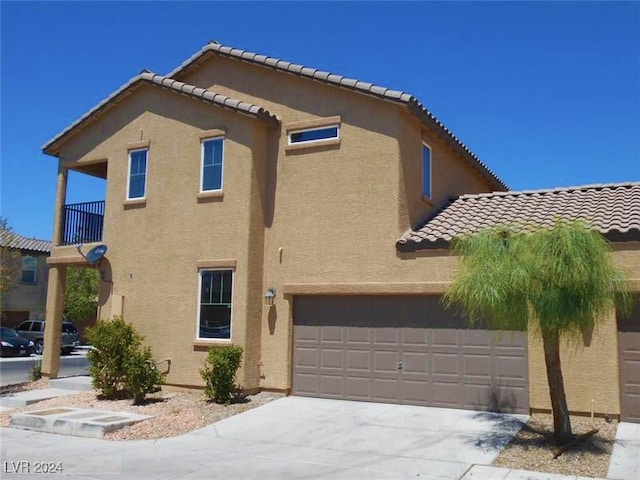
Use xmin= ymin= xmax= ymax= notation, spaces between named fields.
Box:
xmin=14 ymin=320 xmax=80 ymax=355
xmin=0 ymin=327 xmax=35 ymax=357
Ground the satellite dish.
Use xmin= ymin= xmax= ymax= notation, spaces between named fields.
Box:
xmin=85 ymin=244 xmax=108 ymax=264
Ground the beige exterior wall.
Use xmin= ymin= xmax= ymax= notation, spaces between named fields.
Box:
xmin=176 ymin=57 xmax=497 ymax=389
xmin=1 ymin=252 xmax=48 ymax=326
xmin=527 ymin=244 xmax=640 ymax=416
xmin=47 ymin=52 xmax=640 ymax=414
xmin=52 ymin=84 xmax=273 ymax=388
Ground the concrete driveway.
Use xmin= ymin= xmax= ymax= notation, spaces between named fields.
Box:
xmin=1 ymin=396 xmax=527 ymax=479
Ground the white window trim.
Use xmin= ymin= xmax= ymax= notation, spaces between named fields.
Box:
xmin=126 ymin=148 xmax=148 ymax=200
xmin=200 ymin=136 xmax=224 ymax=193
xmin=196 ymin=268 xmax=234 ymax=342
xmin=287 ymin=124 xmax=340 ymax=146
xmin=422 ymin=142 xmax=432 ymax=199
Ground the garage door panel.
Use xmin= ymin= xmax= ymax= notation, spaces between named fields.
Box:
xmin=433 ymin=353 xmax=459 ymax=376
xmin=320 ymin=349 xmax=344 ymax=368
xmin=495 ymin=355 xmax=528 ymax=381
xmin=292 ymin=296 xmax=529 ymax=413
xmin=373 ymin=378 xmax=401 ymax=401
xmin=374 ymin=351 xmax=399 ymax=373
xmin=432 ymin=330 xmax=459 ymax=347
xmin=462 ymin=330 xmax=493 ymax=348
xmin=400 ymin=328 xmax=429 ymax=346
xmin=347 ymin=349 xmax=370 ymax=370
xmin=402 ymin=380 xmax=430 ymax=405
xmin=402 ymin=352 xmax=428 ymax=374
xmin=294 ymin=373 xmax=319 ymax=396
xmin=464 ymin=354 xmax=491 ymax=378
xmin=347 ymin=377 xmax=371 ymax=399
xmin=296 ymin=347 xmax=319 ymax=368
xmin=295 ymin=324 xmax=319 ymax=342
xmin=432 ymin=381 xmax=463 ymax=407
xmin=346 ymin=326 xmax=370 ymax=343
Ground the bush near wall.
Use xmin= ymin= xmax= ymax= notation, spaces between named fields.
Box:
xmin=200 ymin=345 xmax=243 ymax=405
xmin=86 ymin=316 xmax=164 ymax=404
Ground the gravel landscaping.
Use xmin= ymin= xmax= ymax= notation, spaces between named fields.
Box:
xmin=493 ymin=413 xmax=617 ymax=478
xmin=0 ymin=381 xmax=283 ymax=440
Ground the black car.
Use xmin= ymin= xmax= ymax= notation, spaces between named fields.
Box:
xmin=0 ymin=327 xmax=35 ymax=357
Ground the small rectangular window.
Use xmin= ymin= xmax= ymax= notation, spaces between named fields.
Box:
xmin=20 ymin=256 xmax=37 ymax=284
xmin=288 ymin=126 xmax=339 ymax=145
xmin=198 ymin=269 xmax=233 ymax=340
xmin=422 ymin=143 xmax=432 ymax=198
xmin=201 ymin=138 xmax=224 ymax=192
xmin=127 ymin=149 xmax=148 ymax=199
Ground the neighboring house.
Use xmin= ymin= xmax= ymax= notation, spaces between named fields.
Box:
xmin=41 ymin=42 xmax=640 ymax=422
xmin=0 ymin=231 xmax=51 ymax=327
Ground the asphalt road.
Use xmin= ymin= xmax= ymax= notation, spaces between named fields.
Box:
xmin=0 ymin=351 xmax=89 ymax=386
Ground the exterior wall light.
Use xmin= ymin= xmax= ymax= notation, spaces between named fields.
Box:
xmin=264 ymin=288 xmax=276 ymax=307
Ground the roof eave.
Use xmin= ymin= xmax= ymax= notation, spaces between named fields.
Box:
xmin=168 ymin=42 xmax=507 ymax=192
xmin=42 ymin=72 xmax=279 ymax=157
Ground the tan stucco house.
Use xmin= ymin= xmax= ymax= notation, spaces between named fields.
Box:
xmin=40 ymin=42 xmax=640 ymax=422
xmin=0 ymin=231 xmax=51 ymax=327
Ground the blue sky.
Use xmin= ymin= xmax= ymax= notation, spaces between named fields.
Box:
xmin=2 ymin=1 xmax=639 ymax=240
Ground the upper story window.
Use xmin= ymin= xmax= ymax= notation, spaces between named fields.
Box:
xmin=201 ymin=137 xmax=224 ymax=192
xmin=198 ymin=269 xmax=233 ymax=340
xmin=422 ymin=143 xmax=432 ymax=199
xmin=20 ymin=256 xmax=37 ymax=285
xmin=127 ymin=149 xmax=148 ymax=199
xmin=288 ymin=125 xmax=339 ymax=145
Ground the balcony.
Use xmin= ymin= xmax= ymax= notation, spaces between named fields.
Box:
xmin=61 ymin=201 xmax=105 ymax=245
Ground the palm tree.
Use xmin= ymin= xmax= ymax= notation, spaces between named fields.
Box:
xmin=443 ymin=219 xmax=632 ymax=444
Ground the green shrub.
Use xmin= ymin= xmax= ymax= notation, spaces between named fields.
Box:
xmin=125 ymin=347 xmax=164 ymax=404
xmin=30 ymin=360 xmax=42 ymax=382
xmin=200 ymin=345 xmax=243 ymax=404
xmin=86 ymin=316 xmax=164 ymax=403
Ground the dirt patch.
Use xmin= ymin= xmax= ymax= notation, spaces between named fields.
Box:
xmin=493 ymin=413 xmax=617 ymax=478
xmin=0 ymin=378 xmax=49 ymax=395
xmin=1 ymin=383 xmax=283 ymax=440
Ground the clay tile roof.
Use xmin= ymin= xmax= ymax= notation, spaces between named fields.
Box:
xmin=167 ymin=41 xmax=506 ymax=190
xmin=43 ymin=72 xmax=279 ymax=156
xmin=397 ymin=182 xmax=640 ymax=251
xmin=0 ymin=230 xmax=51 ymax=253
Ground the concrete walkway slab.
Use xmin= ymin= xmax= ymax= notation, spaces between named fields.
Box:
xmin=10 ymin=406 xmax=151 ymax=438
xmin=607 ymin=422 xmax=640 ymax=480
xmin=0 ymin=388 xmax=77 ymax=408
xmin=49 ymin=375 xmax=93 ymax=391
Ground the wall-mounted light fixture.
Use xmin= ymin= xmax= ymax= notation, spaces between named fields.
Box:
xmin=264 ymin=288 xmax=276 ymax=307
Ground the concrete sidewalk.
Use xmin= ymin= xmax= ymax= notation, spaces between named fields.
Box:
xmin=0 ymin=380 xmax=637 ymax=479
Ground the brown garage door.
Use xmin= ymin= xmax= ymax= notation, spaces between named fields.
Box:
xmin=619 ymin=300 xmax=640 ymax=423
xmin=292 ymin=296 xmax=529 ymax=414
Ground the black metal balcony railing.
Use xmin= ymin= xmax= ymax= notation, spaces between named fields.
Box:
xmin=61 ymin=201 xmax=105 ymax=245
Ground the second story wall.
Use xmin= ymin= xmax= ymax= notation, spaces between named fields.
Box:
xmin=179 ymin=56 xmax=498 ymax=282
xmin=54 ymin=84 xmax=272 ymax=386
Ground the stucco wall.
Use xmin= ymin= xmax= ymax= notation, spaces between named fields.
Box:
xmin=54 ymin=85 xmax=271 ymax=388
xmin=177 ymin=57 xmax=500 ymax=389
xmin=48 ymin=55 xmax=505 ymax=391
xmin=527 ymin=245 xmax=640 ymax=415
xmin=48 ymin=52 xmax=640 ymax=411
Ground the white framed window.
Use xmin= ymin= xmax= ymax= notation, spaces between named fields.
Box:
xmin=20 ymin=256 xmax=37 ymax=285
xmin=201 ymin=137 xmax=224 ymax=192
xmin=197 ymin=269 xmax=233 ymax=340
xmin=127 ymin=148 xmax=148 ymax=199
xmin=288 ymin=125 xmax=339 ymax=145
xmin=422 ymin=143 xmax=432 ymax=199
